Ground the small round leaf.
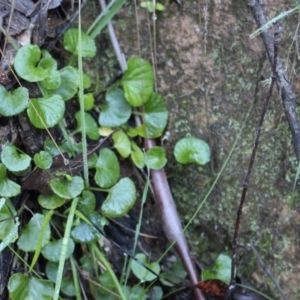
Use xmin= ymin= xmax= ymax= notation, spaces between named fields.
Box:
xmin=122 ymin=57 xmax=154 ymax=107
xmin=42 ymin=238 xmax=75 ymax=262
xmin=112 ymin=130 xmax=131 ymax=158
xmin=101 ymin=178 xmax=136 ymax=218
xmin=8 ymin=273 xmax=54 ymax=300
xmin=0 ymin=86 xmax=29 ymax=117
xmin=27 ymin=95 xmax=65 ymax=129
xmin=95 ymin=148 xmax=120 ymax=188
xmin=64 ymin=28 xmax=96 ymax=58
xmin=174 ymin=137 xmax=210 ymax=165
xmin=145 ymin=147 xmax=167 ymax=170
xmin=136 ymin=93 xmax=168 ymax=138
xmin=75 ymin=111 xmax=99 ymax=140
xmin=99 ymin=88 xmax=132 ymax=127
xmin=131 ymin=253 xmax=160 ymax=282
xmin=33 ymin=151 xmax=52 ymax=169
xmin=1 ymin=145 xmax=31 ymax=172
xmin=50 ymin=176 xmax=84 ymax=199
xmin=38 ymin=194 xmax=65 ymax=210
xmin=14 ymin=45 xmax=48 ymax=82
xmin=0 ymin=164 xmax=21 ymax=197
xmin=17 ymin=213 xmax=51 ymax=252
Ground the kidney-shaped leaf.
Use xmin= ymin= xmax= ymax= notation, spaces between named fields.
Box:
xmin=145 ymin=146 xmax=167 ymax=170
xmin=42 ymin=238 xmax=74 ymax=263
xmin=1 ymin=145 xmax=31 ymax=172
xmin=27 ymin=95 xmax=65 ymax=129
xmin=0 ymin=204 xmax=15 ymax=240
xmin=71 ymin=212 xmax=103 ymax=243
xmin=122 ymin=57 xmax=154 ymax=107
xmin=50 ymin=176 xmax=84 ymax=199
xmin=75 ymin=111 xmax=100 ymax=140
xmin=64 ymin=28 xmax=96 ymax=58
xmin=33 ymin=151 xmax=52 ymax=169
xmin=131 ymin=253 xmax=160 ymax=282
xmin=0 ymin=164 xmax=21 ymax=197
xmin=52 ymin=67 xmax=79 ymax=100
xmin=17 ymin=213 xmax=51 ymax=252
xmin=202 ymin=254 xmax=231 ymax=284
xmin=101 ymin=177 xmax=136 ymax=218
xmin=136 ymin=92 xmax=168 ymax=138
xmin=94 ymin=148 xmax=120 ymax=188
xmin=38 ymin=194 xmax=65 ymax=210
xmin=0 ymin=86 xmax=29 ymax=117
xmin=8 ymin=273 xmax=54 ymax=300
xmin=112 ymin=130 xmax=131 ymax=158
xmin=130 ymin=141 xmax=145 ymax=169
xmin=99 ymin=88 xmax=132 ymax=127
xmin=14 ymin=45 xmax=49 ymax=82
xmin=174 ymin=137 xmax=210 ymax=165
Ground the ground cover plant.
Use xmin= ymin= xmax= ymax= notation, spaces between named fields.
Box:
xmin=0 ymin=1 xmax=299 ymax=300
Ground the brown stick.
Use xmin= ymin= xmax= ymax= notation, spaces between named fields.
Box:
xmin=144 ymin=139 xmax=205 ymax=300
xmin=248 ymin=0 xmax=300 ymax=160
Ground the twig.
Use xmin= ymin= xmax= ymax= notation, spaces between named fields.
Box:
xmin=248 ymin=244 xmax=287 ymax=300
xmin=230 ymin=22 xmax=281 ymax=287
xmin=248 ymin=0 xmax=300 ymax=160
xmin=144 ymin=139 xmax=205 ymax=300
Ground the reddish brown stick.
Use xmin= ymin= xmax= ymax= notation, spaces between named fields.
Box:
xmin=145 ymin=138 xmax=205 ymax=300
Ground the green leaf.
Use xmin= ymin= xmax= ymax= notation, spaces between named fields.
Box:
xmin=99 ymin=88 xmax=132 ymax=127
xmin=101 ymin=178 xmax=136 ymax=218
xmin=145 ymin=147 xmax=167 ymax=170
xmin=64 ymin=28 xmax=96 ymax=58
xmin=38 ymin=194 xmax=65 ymax=210
xmin=0 ymin=86 xmax=29 ymax=117
xmin=140 ymin=1 xmax=165 ymax=12
xmin=112 ymin=130 xmax=131 ymax=158
xmin=71 ymin=212 xmax=103 ymax=243
xmin=0 ymin=164 xmax=21 ymax=197
xmin=79 ymin=190 xmax=96 ymax=214
xmin=160 ymin=260 xmax=187 ymax=286
xmin=84 ymin=93 xmax=94 ymax=110
xmin=42 ymin=238 xmax=75 ymax=262
xmin=27 ymin=95 xmax=65 ymax=129
xmin=14 ymin=45 xmax=49 ymax=82
xmin=8 ymin=273 xmax=54 ymax=300
xmin=75 ymin=111 xmax=100 ymax=140
xmin=41 ymin=66 xmax=79 ymax=101
xmin=45 ymin=262 xmax=75 ymax=297
xmin=140 ymin=1 xmax=155 ymax=12
xmin=17 ymin=213 xmax=51 ymax=252
xmin=97 ymin=270 xmax=117 ymax=295
xmin=174 ymin=137 xmax=210 ymax=165
xmin=1 ymin=145 xmax=31 ymax=172
xmin=136 ymin=92 xmax=168 ymax=138
xmin=0 ymin=204 xmax=14 ymax=240
xmin=95 ymin=148 xmax=120 ymax=188
xmin=50 ymin=176 xmax=84 ymax=199
xmin=122 ymin=57 xmax=154 ymax=107
xmin=38 ymin=51 xmax=61 ymax=90
xmin=83 ymin=73 xmax=92 ymax=89
xmin=130 ymin=141 xmax=145 ymax=169
xmin=131 ymin=253 xmax=160 ymax=282
xmin=202 ymin=254 xmax=231 ymax=284
xmin=155 ymin=2 xmax=165 ymax=11
xmin=33 ymin=151 xmax=52 ymax=169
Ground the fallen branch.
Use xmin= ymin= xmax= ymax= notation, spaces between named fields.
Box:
xmin=249 ymin=0 xmax=300 ymax=160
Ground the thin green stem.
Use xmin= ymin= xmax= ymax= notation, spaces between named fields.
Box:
xmin=92 ymin=244 xmax=127 ymax=300
xmin=77 ymin=0 xmax=89 ymax=187
xmin=53 ymin=197 xmax=79 ymax=300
